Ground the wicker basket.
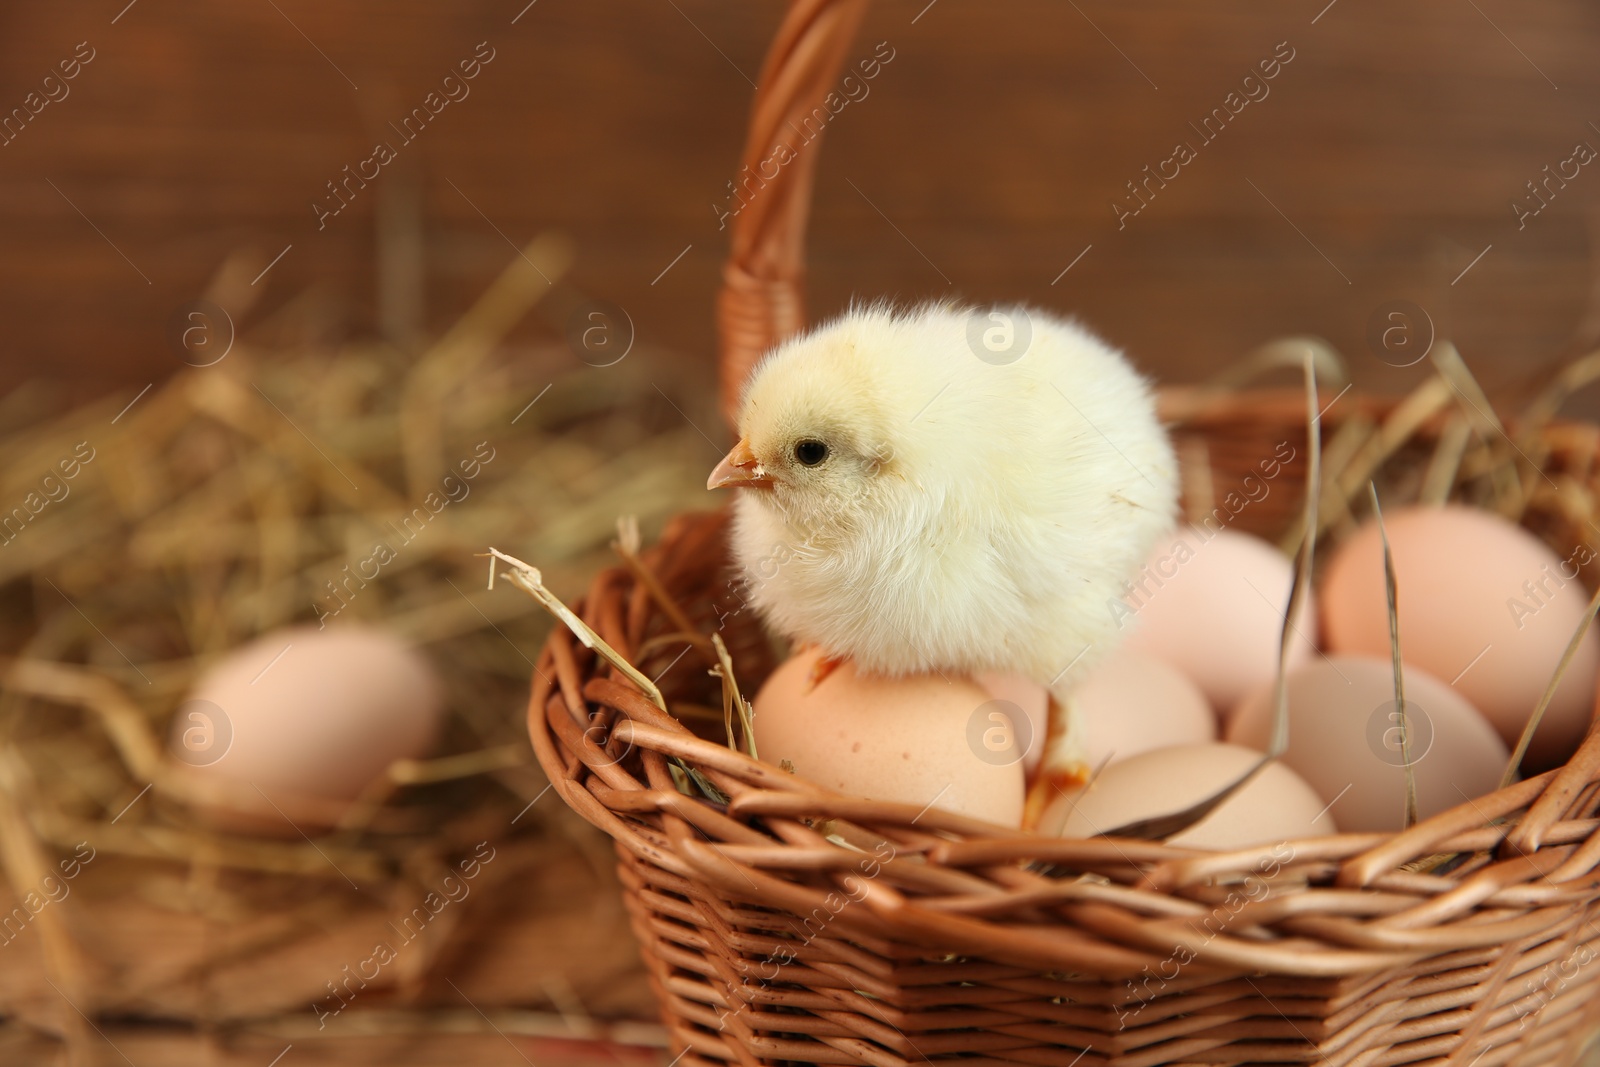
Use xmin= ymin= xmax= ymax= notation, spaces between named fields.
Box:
xmin=526 ymin=3 xmax=1600 ymax=1064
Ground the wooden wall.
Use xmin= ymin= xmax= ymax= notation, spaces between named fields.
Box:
xmin=3 ymin=1 xmax=1600 ymax=417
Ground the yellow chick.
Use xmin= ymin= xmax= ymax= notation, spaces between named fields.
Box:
xmin=709 ymin=302 xmax=1178 ymax=809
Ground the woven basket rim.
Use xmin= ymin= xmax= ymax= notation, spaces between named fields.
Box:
xmin=526 ymin=387 xmax=1600 ymax=982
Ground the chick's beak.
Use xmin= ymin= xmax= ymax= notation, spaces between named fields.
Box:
xmin=707 ymin=438 xmax=772 ymax=490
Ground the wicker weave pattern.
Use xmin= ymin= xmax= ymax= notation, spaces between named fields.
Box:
xmin=531 ymin=470 xmax=1600 ymax=1067
xmin=528 ymin=396 xmax=1600 ymax=1065
xmin=528 ymin=0 xmax=1600 ymax=1062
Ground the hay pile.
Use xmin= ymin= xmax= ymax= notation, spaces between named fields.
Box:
xmin=0 ymin=233 xmax=711 ymax=1042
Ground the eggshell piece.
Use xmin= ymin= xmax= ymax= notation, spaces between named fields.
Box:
xmin=171 ymin=625 xmax=444 ymax=834
xmin=755 ymin=648 xmax=1024 ymax=827
xmin=1059 ymin=742 xmax=1335 ymax=850
xmin=1320 ymin=505 xmax=1599 ymax=771
xmin=1120 ymin=527 xmax=1317 ymax=712
xmin=1070 ymin=648 xmax=1216 ymax=767
xmin=1226 ymin=655 xmax=1508 ymax=833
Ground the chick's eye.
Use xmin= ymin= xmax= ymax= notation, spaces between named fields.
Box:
xmin=793 ymin=439 xmax=829 ymax=467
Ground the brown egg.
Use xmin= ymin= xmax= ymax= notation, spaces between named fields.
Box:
xmin=168 ymin=625 xmax=444 ymax=835
xmin=1070 ymin=647 xmax=1216 ymax=766
xmin=754 ymin=648 xmax=1025 ymax=827
xmin=1226 ymin=655 xmax=1508 ymax=833
xmin=1321 ymin=505 xmax=1600 ymax=771
xmin=1120 ymin=527 xmax=1317 ymax=712
xmin=1058 ymin=742 xmax=1335 ymax=850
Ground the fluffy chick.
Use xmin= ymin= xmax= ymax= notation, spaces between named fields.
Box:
xmin=711 ymin=302 xmax=1177 ymax=704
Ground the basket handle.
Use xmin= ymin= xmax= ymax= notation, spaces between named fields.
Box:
xmin=715 ymin=0 xmax=870 ymax=426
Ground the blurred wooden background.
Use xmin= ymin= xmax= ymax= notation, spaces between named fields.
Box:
xmin=4 ymin=4 xmax=1600 ymax=1063
xmin=3 ymin=0 xmax=1599 ymax=419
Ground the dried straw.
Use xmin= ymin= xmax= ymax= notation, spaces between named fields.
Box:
xmin=1368 ymin=483 xmax=1420 ymax=828
xmin=0 ymin=231 xmax=710 ymax=1030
